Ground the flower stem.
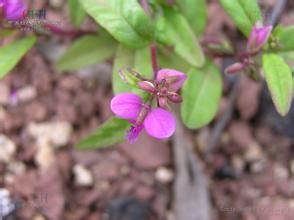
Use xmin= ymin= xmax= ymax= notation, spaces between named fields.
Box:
xmin=45 ymin=23 xmax=96 ymax=37
xmin=140 ymin=0 xmax=158 ymax=79
xmin=140 ymin=0 xmax=151 ymax=16
xmin=151 ymin=43 xmax=159 ymax=78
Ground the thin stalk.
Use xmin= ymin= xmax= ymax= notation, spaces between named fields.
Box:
xmin=140 ymin=0 xmax=151 ymax=16
xmin=151 ymin=43 xmax=159 ymax=78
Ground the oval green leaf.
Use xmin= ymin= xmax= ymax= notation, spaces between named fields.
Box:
xmin=76 ymin=117 xmax=130 ymax=149
xmin=220 ymin=0 xmax=261 ymax=36
xmin=69 ymin=0 xmax=86 ymax=27
xmin=181 ymin=61 xmax=222 ymax=129
xmin=262 ymin=53 xmax=293 ymax=116
xmin=156 ymin=7 xmax=205 ymax=67
xmin=177 ymin=0 xmax=207 ymax=36
xmin=56 ymin=35 xmax=117 ymax=71
xmin=277 ymin=26 xmax=294 ymax=52
xmin=0 ymin=36 xmax=36 ymax=79
xmin=79 ymin=0 xmax=152 ymax=49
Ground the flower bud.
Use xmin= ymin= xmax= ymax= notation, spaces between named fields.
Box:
xmin=224 ymin=62 xmax=245 ymax=75
xmin=119 ymin=69 xmax=144 ymax=87
xmin=159 ymin=97 xmax=168 ymax=108
xmin=168 ymin=93 xmax=182 ymax=103
xmin=247 ymin=22 xmax=272 ymax=51
xmin=138 ymin=81 xmax=157 ymax=93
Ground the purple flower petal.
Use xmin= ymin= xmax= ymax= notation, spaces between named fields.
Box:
xmin=126 ymin=125 xmax=144 ymax=143
xmin=0 ymin=0 xmax=4 ymax=7
xmin=110 ymin=93 xmax=143 ymax=120
xmin=4 ymin=0 xmax=26 ymax=21
xmin=248 ymin=23 xmax=272 ymax=50
xmin=156 ymin=69 xmax=186 ymax=91
xmin=144 ymin=108 xmax=176 ymax=139
xmin=256 ymin=25 xmax=272 ymax=46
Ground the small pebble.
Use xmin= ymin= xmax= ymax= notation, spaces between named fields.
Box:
xmin=73 ymin=164 xmax=93 ymax=187
xmin=49 ymin=0 xmax=64 ymax=8
xmin=34 ymin=214 xmax=46 ymax=220
xmin=7 ymin=161 xmax=26 ymax=175
xmin=27 ymin=121 xmax=72 ymax=148
xmin=0 ymin=189 xmax=15 ymax=218
xmin=244 ymin=142 xmax=264 ymax=162
xmin=0 ymin=135 xmax=16 ymax=163
xmin=16 ymin=86 xmax=37 ymax=103
xmin=155 ymin=167 xmax=174 ymax=184
xmin=273 ymin=163 xmax=289 ymax=179
xmin=35 ymin=139 xmax=56 ymax=169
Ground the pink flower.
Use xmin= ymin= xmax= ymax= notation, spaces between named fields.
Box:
xmin=156 ymin=69 xmax=186 ymax=92
xmin=111 ymin=93 xmax=176 ymax=143
xmin=138 ymin=69 xmax=186 ymax=108
xmin=247 ymin=23 xmax=272 ymax=51
xmin=2 ymin=0 xmax=26 ymax=21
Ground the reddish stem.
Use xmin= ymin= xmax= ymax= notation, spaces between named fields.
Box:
xmin=140 ymin=0 xmax=151 ymax=16
xmin=45 ymin=23 xmax=96 ymax=37
xmin=151 ymin=43 xmax=159 ymax=78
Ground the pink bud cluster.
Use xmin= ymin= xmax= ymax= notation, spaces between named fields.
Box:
xmin=225 ymin=22 xmax=272 ymax=75
xmin=111 ymin=69 xmax=186 ymax=143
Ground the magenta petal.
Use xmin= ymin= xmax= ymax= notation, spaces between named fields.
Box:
xmin=156 ymin=69 xmax=186 ymax=91
xmin=256 ymin=25 xmax=272 ymax=46
xmin=144 ymin=108 xmax=176 ymax=139
xmin=4 ymin=0 xmax=26 ymax=21
xmin=126 ymin=125 xmax=144 ymax=143
xmin=248 ymin=24 xmax=272 ymax=50
xmin=110 ymin=93 xmax=143 ymax=120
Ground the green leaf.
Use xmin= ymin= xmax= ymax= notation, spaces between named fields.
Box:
xmin=277 ymin=26 xmax=294 ymax=51
xmin=0 ymin=30 xmax=14 ymax=37
xmin=279 ymin=51 xmax=294 ymax=72
xmin=76 ymin=117 xmax=130 ymax=149
xmin=181 ymin=60 xmax=222 ymax=129
xmin=220 ymin=0 xmax=262 ymax=36
xmin=158 ymin=46 xmax=191 ymax=73
xmin=177 ymin=0 xmax=207 ymax=36
xmin=156 ymin=7 xmax=205 ymax=67
xmin=79 ymin=0 xmax=153 ymax=49
xmin=112 ymin=44 xmax=152 ymax=94
xmin=69 ymin=0 xmax=86 ymax=27
xmin=262 ymin=53 xmax=293 ymax=116
xmin=56 ymin=35 xmax=117 ymax=71
xmin=0 ymin=36 xmax=36 ymax=79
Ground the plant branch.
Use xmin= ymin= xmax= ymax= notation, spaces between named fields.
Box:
xmin=173 ymin=118 xmax=212 ymax=220
xmin=150 ymin=43 xmax=159 ymax=78
xmin=140 ymin=0 xmax=151 ymax=16
xmin=45 ymin=24 xmax=97 ymax=38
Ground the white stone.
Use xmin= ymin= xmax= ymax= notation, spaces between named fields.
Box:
xmin=244 ymin=142 xmax=264 ymax=162
xmin=73 ymin=164 xmax=93 ymax=187
xmin=155 ymin=167 xmax=174 ymax=184
xmin=0 ymin=188 xmax=15 ymax=217
xmin=27 ymin=121 xmax=72 ymax=148
xmin=49 ymin=0 xmax=64 ymax=8
xmin=0 ymin=135 xmax=16 ymax=163
xmin=35 ymin=139 xmax=56 ymax=169
xmin=16 ymin=86 xmax=37 ymax=103
xmin=273 ymin=163 xmax=289 ymax=179
xmin=7 ymin=161 xmax=26 ymax=175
